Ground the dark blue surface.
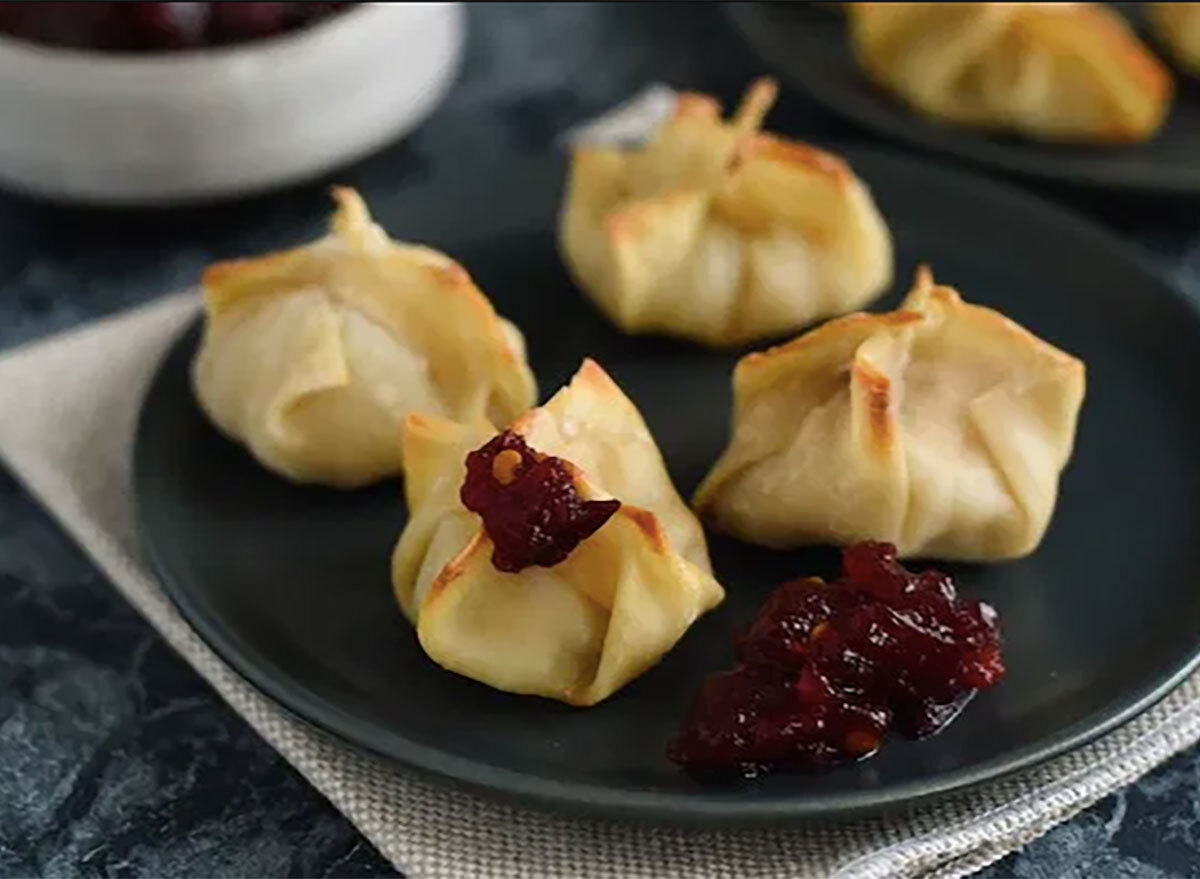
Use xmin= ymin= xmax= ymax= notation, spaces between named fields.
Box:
xmin=1 ymin=4 xmax=1199 ymax=876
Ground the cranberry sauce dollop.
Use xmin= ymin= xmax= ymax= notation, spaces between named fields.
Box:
xmin=0 ymin=3 xmax=352 ymax=53
xmin=669 ymin=542 xmax=1005 ymax=777
xmin=460 ymin=430 xmax=620 ymax=574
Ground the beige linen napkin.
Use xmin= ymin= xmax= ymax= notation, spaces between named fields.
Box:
xmin=4 ymin=95 xmax=1200 ymax=879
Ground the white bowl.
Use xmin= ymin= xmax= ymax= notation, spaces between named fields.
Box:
xmin=0 ymin=3 xmax=464 ymax=204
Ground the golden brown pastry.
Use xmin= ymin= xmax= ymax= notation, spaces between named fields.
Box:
xmin=192 ymin=188 xmax=536 ymax=488
xmin=847 ymin=2 xmax=1173 ymax=143
xmin=559 ymin=78 xmax=893 ymax=348
xmin=1149 ymin=3 xmax=1200 ymax=74
xmin=392 ymin=359 xmax=723 ymax=706
xmin=694 ymin=267 xmax=1086 ymax=560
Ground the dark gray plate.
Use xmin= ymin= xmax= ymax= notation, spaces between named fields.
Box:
xmin=726 ymin=3 xmax=1200 ymax=196
xmin=135 ymin=148 xmax=1200 ymax=824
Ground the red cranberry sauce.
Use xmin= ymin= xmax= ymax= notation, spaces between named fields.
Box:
xmin=0 ymin=3 xmax=352 ymax=53
xmin=460 ymin=430 xmax=620 ymax=574
xmin=669 ymin=542 xmax=1004 ymax=777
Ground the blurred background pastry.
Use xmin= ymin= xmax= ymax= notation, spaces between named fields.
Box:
xmin=1149 ymin=2 xmax=1200 ymax=74
xmin=846 ymin=2 xmax=1173 ymax=143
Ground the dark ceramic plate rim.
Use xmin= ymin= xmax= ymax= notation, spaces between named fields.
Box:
xmin=724 ymin=3 xmax=1200 ymax=197
xmin=134 ymin=148 xmax=1200 ymax=825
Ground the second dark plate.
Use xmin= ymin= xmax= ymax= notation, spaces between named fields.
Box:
xmin=135 ymin=147 xmax=1200 ymax=824
xmin=726 ymin=3 xmax=1200 ymax=197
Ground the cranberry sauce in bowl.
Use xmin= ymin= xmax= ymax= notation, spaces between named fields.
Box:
xmin=0 ymin=3 xmax=353 ymax=53
xmin=670 ymin=542 xmax=1005 ymax=778
xmin=0 ymin=4 xmax=464 ymax=202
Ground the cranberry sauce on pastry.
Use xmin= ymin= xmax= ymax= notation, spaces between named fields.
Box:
xmin=391 ymin=359 xmax=723 ymax=706
xmin=461 ymin=430 xmax=620 ymax=573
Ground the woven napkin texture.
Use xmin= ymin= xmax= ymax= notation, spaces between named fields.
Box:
xmin=3 ymin=91 xmax=1200 ymax=878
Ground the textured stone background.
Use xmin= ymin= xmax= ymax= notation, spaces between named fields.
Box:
xmin=2 ymin=4 xmax=1199 ymax=877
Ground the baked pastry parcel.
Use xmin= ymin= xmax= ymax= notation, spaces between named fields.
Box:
xmin=192 ymin=187 xmax=536 ymax=488
xmin=392 ymin=359 xmax=723 ymax=706
xmin=1150 ymin=3 xmax=1200 ymax=74
xmin=559 ymin=78 xmax=893 ymax=348
xmin=847 ymin=2 xmax=1173 ymax=143
xmin=694 ymin=267 xmax=1086 ymax=561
